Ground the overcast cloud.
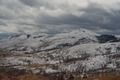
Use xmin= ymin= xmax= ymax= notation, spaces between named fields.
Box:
xmin=0 ymin=0 xmax=120 ymax=34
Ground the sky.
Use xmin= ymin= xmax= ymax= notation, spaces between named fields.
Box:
xmin=0 ymin=0 xmax=120 ymax=34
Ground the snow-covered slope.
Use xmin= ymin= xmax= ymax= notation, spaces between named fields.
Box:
xmin=43 ymin=29 xmax=99 ymax=50
xmin=0 ymin=29 xmax=99 ymax=52
xmin=0 ymin=28 xmax=120 ymax=74
xmin=0 ymin=33 xmax=48 ymax=52
xmin=60 ymin=42 xmax=120 ymax=72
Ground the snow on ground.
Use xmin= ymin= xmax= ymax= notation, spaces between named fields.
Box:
xmin=3 ymin=56 xmax=47 ymax=66
xmin=67 ymin=42 xmax=120 ymax=56
xmin=45 ymin=68 xmax=59 ymax=73
xmin=43 ymin=29 xmax=99 ymax=50
xmin=0 ymin=29 xmax=120 ymax=73
xmin=83 ymin=55 xmax=108 ymax=71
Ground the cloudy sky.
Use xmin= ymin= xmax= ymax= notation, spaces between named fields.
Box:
xmin=0 ymin=0 xmax=120 ymax=34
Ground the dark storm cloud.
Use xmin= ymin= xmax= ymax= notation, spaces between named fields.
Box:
xmin=19 ymin=0 xmax=55 ymax=10
xmin=35 ymin=2 xmax=120 ymax=34
xmin=19 ymin=0 xmax=40 ymax=7
xmin=34 ymin=3 xmax=109 ymax=30
xmin=0 ymin=0 xmax=120 ymax=34
xmin=0 ymin=20 xmax=6 ymax=26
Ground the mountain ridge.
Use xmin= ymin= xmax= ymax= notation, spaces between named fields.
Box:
xmin=0 ymin=28 xmax=120 ymax=74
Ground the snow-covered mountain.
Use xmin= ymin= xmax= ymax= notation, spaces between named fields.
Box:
xmin=0 ymin=28 xmax=120 ymax=74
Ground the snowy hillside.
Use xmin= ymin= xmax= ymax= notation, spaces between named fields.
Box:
xmin=0 ymin=28 xmax=120 ymax=74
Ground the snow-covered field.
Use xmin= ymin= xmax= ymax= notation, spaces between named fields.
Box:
xmin=0 ymin=28 xmax=120 ymax=74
